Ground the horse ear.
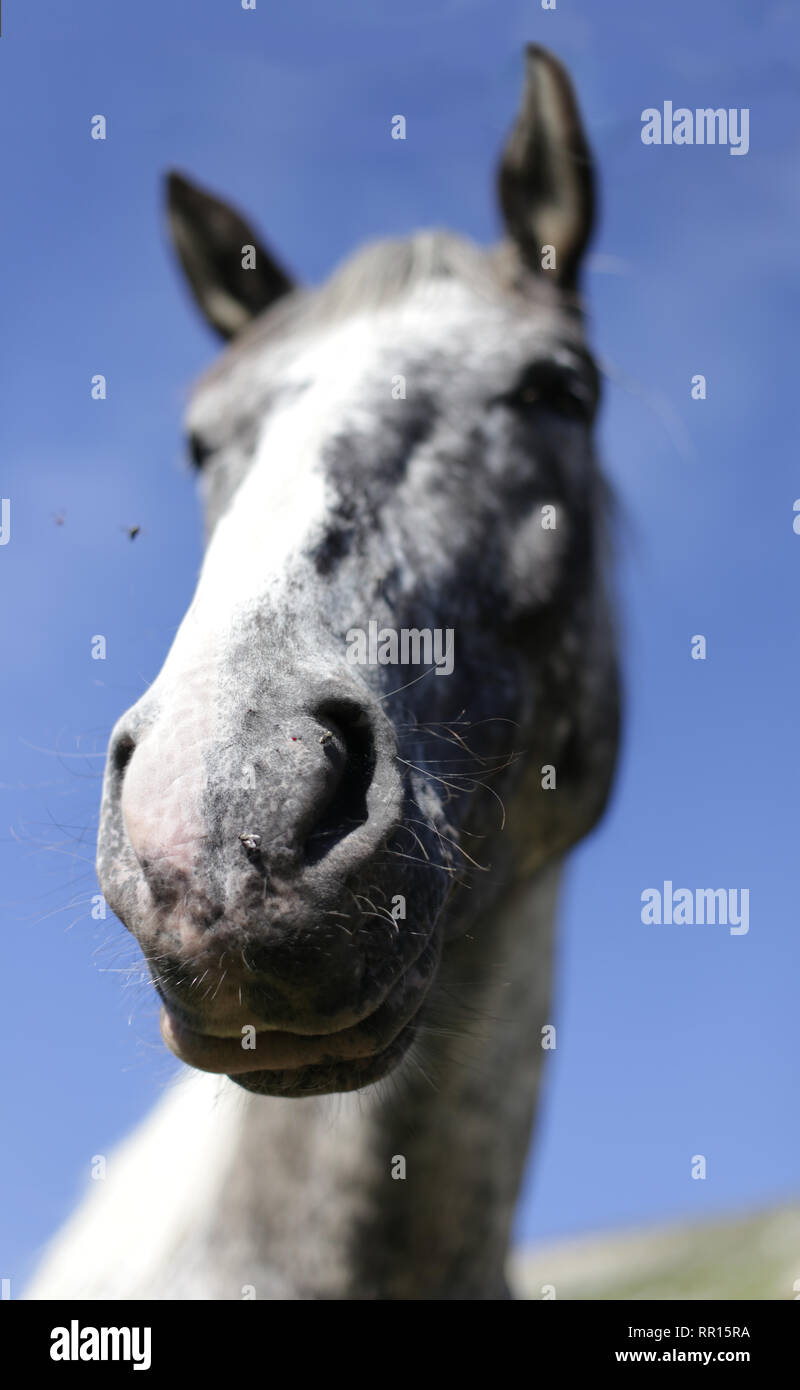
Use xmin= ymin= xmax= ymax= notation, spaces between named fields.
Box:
xmin=165 ymin=171 xmax=295 ymax=339
xmin=497 ymin=45 xmax=595 ymax=289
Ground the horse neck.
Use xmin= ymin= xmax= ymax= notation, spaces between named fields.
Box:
xmin=217 ymin=862 xmax=560 ymax=1299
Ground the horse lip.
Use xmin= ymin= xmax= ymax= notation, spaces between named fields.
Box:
xmin=160 ymin=1001 xmax=410 ymax=1075
xmin=154 ymin=965 xmax=407 ymax=1043
xmin=157 ymin=995 xmax=359 ymax=1040
xmin=159 ymin=939 xmax=439 ymax=1076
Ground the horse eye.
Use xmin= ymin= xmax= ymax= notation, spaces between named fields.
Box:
xmin=505 ymin=362 xmax=597 ymax=423
xmin=187 ymin=434 xmax=212 ymax=470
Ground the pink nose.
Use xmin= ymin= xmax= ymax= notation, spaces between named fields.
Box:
xmin=121 ymin=721 xmax=213 ymax=877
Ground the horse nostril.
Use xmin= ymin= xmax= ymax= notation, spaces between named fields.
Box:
xmin=111 ymin=731 xmax=136 ymax=779
xmin=303 ymin=701 xmax=376 ymax=866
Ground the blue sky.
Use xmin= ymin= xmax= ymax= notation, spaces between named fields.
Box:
xmin=1 ymin=1 xmax=797 ymax=1287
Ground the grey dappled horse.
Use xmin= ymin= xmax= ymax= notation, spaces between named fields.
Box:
xmin=30 ymin=46 xmax=618 ymax=1300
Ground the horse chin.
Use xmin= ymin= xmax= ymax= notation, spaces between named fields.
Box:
xmin=226 ymin=1021 xmax=419 ymax=1098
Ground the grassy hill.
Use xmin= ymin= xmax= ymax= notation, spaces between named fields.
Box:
xmin=510 ymin=1204 xmax=800 ymax=1300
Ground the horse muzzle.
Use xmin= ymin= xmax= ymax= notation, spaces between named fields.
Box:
xmin=96 ymin=668 xmax=450 ymax=1094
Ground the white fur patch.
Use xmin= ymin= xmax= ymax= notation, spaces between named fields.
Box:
xmin=26 ymin=1072 xmax=248 ymax=1299
xmin=162 ymin=315 xmax=383 ymax=677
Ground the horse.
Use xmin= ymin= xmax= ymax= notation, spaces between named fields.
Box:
xmin=28 ymin=44 xmax=619 ymax=1300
